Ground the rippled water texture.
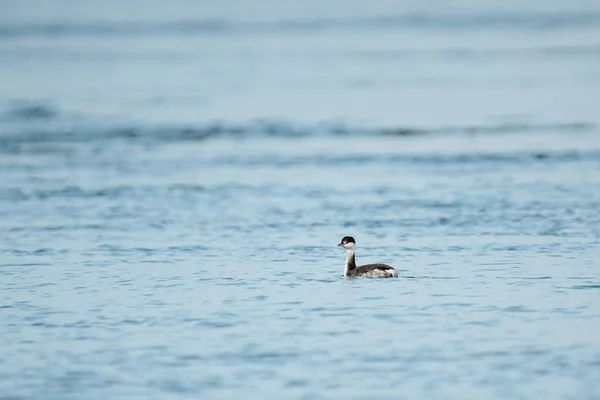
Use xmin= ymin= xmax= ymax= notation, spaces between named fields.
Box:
xmin=1 ymin=1 xmax=600 ymax=399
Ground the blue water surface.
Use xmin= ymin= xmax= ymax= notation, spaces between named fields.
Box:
xmin=1 ymin=1 xmax=600 ymax=399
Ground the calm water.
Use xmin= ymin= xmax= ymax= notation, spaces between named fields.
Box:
xmin=1 ymin=1 xmax=600 ymax=399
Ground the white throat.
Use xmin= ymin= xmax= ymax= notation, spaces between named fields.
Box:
xmin=344 ymin=244 xmax=356 ymax=276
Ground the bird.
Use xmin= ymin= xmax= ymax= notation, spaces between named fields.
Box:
xmin=337 ymin=236 xmax=398 ymax=278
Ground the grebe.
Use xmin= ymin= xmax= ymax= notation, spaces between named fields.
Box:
xmin=337 ymin=236 xmax=398 ymax=278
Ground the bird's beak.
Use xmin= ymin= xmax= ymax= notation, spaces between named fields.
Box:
xmin=337 ymin=242 xmax=343 ymax=247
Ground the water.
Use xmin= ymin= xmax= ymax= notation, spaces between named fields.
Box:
xmin=1 ymin=1 xmax=600 ymax=399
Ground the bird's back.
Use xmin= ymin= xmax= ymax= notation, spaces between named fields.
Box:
xmin=348 ymin=263 xmax=398 ymax=278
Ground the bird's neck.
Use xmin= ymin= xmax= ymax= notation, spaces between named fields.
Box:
xmin=345 ymin=249 xmax=356 ymax=276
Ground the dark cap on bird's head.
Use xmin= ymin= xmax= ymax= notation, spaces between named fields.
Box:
xmin=337 ymin=236 xmax=356 ymax=247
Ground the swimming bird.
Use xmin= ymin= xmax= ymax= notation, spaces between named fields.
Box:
xmin=337 ymin=236 xmax=398 ymax=278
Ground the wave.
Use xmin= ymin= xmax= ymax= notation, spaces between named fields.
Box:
xmin=379 ymin=122 xmax=596 ymax=136
xmin=0 ymin=119 xmax=595 ymax=149
xmin=345 ymin=45 xmax=600 ymax=61
xmin=0 ymin=104 xmax=596 ymax=149
xmin=2 ymin=11 xmax=600 ymax=39
xmin=1 ymin=102 xmax=597 ymax=155
xmin=3 ymin=102 xmax=58 ymax=121
xmin=206 ymin=151 xmax=600 ymax=168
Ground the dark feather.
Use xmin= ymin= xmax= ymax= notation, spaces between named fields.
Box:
xmin=347 ymin=263 xmax=395 ymax=277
